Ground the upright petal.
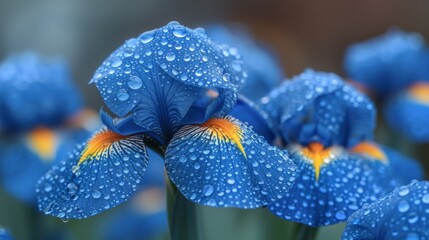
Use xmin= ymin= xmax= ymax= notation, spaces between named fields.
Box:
xmin=261 ymin=70 xmax=375 ymax=148
xmin=342 ymin=181 xmax=429 ymax=240
xmin=37 ymin=127 xmax=151 ymax=219
xmin=269 ymin=144 xmax=391 ymax=226
xmin=384 ymin=82 xmax=429 ymax=142
xmin=90 ymin=22 xmax=245 ymax=144
xmin=344 ymin=29 xmax=427 ymax=97
xmin=165 ymin=116 xmax=298 ymax=208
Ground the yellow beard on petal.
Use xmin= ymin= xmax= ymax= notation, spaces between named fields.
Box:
xmin=301 ymin=142 xmax=333 ymax=181
xmin=350 ymin=142 xmax=387 ymax=163
xmin=408 ymin=82 xmax=429 ymax=104
xmin=27 ymin=127 xmax=57 ymax=162
xmin=78 ymin=130 xmax=127 ymax=166
xmin=201 ymin=118 xmax=247 ymax=158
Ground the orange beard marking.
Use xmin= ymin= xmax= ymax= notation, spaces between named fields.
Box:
xmin=408 ymin=82 xmax=429 ymax=104
xmin=301 ymin=142 xmax=332 ymax=181
xmin=351 ymin=142 xmax=387 ymax=162
xmin=77 ymin=130 xmax=127 ymax=166
xmin=27 ymin=127 xmax=57 ymax=162
xmin=201 ymin=118 xmax=246 ymax=158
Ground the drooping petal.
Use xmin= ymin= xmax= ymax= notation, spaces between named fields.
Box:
xmin=0 ymin=127 xmax=89 ymax=203
xmin=36 ymin=127 xmax=150 ymax=219
xmin=269 ymin=143 xmax=392 ymax=226
xmin=342 ymin=181 xmax=429 ymax=240
xmin=90 ymin=22 xmax=245 ymax=144
xmin=261 ymin=70 xmax=375 ymax=148
xmin=344 ymin=29 xmax=427 ymax=97
xmin=383 ymin=82 xmax=429 ymax=142
xmin=351 ymin=142 xmax=424 ymax=185
xmin=206 ymin=24 xmax=284 ymax=100
xmin=165 ymin=116 xmax=298 ymax=208
xmin=0 ymin=53 xmax=82 ymax=134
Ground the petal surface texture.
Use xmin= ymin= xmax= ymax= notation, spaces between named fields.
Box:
xmin=165 ymin=116 xmax=298 ymax=208
xmin=342 ymin=181 xmax=429 ymax=240
xmin=269 ymin=144 xmax=392 ymax=226
xmin=90 ymin=22 xmax=245 ymax=143
xmin=36 ymin=128 xmax=149 ymax=219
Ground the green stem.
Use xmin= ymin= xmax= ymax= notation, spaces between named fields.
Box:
xmin=166 ymin=176 xmax=203 ymax=240
xmin=296 ymin=224 xmax=318 ymax=240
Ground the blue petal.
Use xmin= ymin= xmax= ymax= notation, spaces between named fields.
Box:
xmin=269 ymin=145 xmax=392 ymax=226
xmin=165 ymin=116 xmax=298 ymax=208
xmin=229 ymin=95 xmax=276 ymax=143
xmin=206 ymin=24 xmax=284 ymax=100
xmin=384 ymin=88 xmax=429 ymax=142
xmin=0 ymin=53 xmax=82 ymax=133
xmin=342 ymin=181 xmax=429 ymax=240
xmin=90 ymin=22 xmax=245 ymax=143
xmin=0 ymin=128 xmax=89 ymax=203
xmin=344 ymin=29 xmax=427 ymax=97
xmin=36 ymin=127 xmax=150 ymax=219
xmin=260 ymin=70 xmax=375 ymax=148
xmin=0 ymin=228 xmax=14 ymax=240
xmin=381 ymin=145 xmax=424 ymax=185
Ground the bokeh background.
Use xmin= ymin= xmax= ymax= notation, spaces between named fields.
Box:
xmin=1 ymin=0 xmax=429 ymax=239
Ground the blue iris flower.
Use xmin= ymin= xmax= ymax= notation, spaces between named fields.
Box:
xmin=206 ymin=24 xmax=284 ymax=101
xmin=344 ymin=29 xmax=429 ymax=142
xmin=261 ymin=70 xmax=422 ymax=226
xmin=100 ymin=149 xmax=167 ymax=240
xmin=342 ymin=180 xmax=429 ymax=240
xmin=36 ymin=22 xmax=299 ymax=220
xmin=0 ymin=228 xmax=13 ymax=240
xmin=0 ymin=53 xmax=93 ymax=203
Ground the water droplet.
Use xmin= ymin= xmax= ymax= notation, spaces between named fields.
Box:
xmin=227 ymin=179 xmax=235 ymax=185
xmin=128 ymin=76 xmax=143 ymax=90
xmin=117 ymin=89 xmax=129 ymax=101
xmin=44 ymin=183 xmax=52 ymax=192
xmin=398 ymin=200 xmax=410 ymax=213
xmin=140 ymin=32 xmax=154 ymax=44
xmin=335 ymin=211 xmax=346 ymax=220
xmin=166 ymin=52 xmax=176 ymax=61
xmin=173 ymin=27 xmax=187 ymax=38
xmin=92 ymin=190 xmax=101 ymax=199
xmin=422 ymin=193 xmax=429 ymax=203
xmin=398 ymin=186 xmax=410 ymax=196
xmin=203 ymin=185 xmax=214 ymax=196
xmin=111 ymin=59 xmax=123 ymax=68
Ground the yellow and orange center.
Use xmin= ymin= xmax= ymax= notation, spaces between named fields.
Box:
xmin=78 ymin=130 xmax=127 ymax=166
xmin=301 ymin=142 xmax=332 ymax=181
xmin=201 ymin=118 xmax=247 ymax=158
xmin=350 ymin=142 xmax=387 ymax=162
xmin=27 ymin=127 xmax=57 ymax=162
xmin=408 ymin=82 xmax=429 ymax=104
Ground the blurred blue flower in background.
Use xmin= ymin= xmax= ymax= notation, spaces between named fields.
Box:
xmin=342 ymin=180 xmax=429 ymax=240
xmin=261 ymin=70 xmax=423 ymax=226
xmin=36 ymin=22 xmax=299 ymax=220
xmin=206 ymin=24 xmax=284 ymax=101
xmin=344 ymin=29 xmax=429 ymax=142
xmin=0 ymin=53 xmax=95 ymax=204
xmin=100 ymin=149 xmax=167 ymax=240
xmin=0 ymin=228 xmax=13 ymax=240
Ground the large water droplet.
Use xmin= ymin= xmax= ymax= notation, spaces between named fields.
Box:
xmin=111 ymin=59 xmax=123 ymax=68
xmin=128 ymin=76 xmax=143 ymax=90
xmin=422 ymin=193 xmax=429 ymax=203
xmin=140 ymin=32 xmax=154 ymax=44
xmin=173 ymin=27 xmax=187 ymax=38
xmin=166 ymin=52 xmax=176 ymax=61
xmin=92 ymin=190 xmax=102 ymax=199
xmin=398 ymin=200 xmax=410 ymax=213
xmin=203 ymin=185 xmax=214 ymax=196
xmin=117 ymin=89 xmax=130 ymax=101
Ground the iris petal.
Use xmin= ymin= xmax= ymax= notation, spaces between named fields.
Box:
xmin=384 ymin=84 xmax=429 ymax=142
xmin=36 ymin=128 xmax=150 ymax=219
xmin=269 ymin=144 xmax=391 ymax=226
xmin=342 ymin=181 xmax=429 ymax=240
xmin=90 ymin=22 xmax=245 ymax=143
xmin=165 ymin=116 xmax=298 ymax=208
